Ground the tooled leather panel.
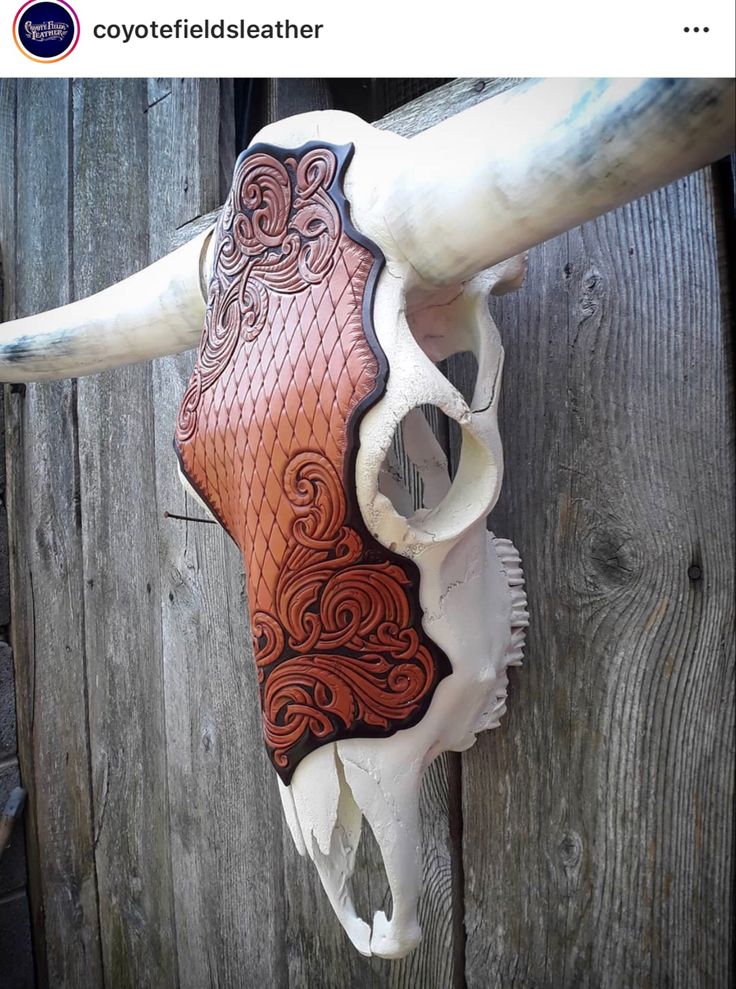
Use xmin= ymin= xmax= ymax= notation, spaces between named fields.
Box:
xmin=175 ymin=142 xmax=451 ymax=784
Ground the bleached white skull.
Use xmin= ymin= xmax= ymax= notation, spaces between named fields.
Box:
xmin=1 ymin=79 xmax=732 ymax=961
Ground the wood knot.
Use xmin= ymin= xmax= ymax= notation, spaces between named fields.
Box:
xmin=589 ymin=528 xmax=640 ymax=586
xmin=554 ymin=829 xmax=584 ymax=885
xmin=576 ymin=265 xmax=605 ymax=323
xmin=558 ymin=830 xmax=583 ymax=870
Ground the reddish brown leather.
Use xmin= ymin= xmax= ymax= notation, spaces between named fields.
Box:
xmin=175 ymin=142 xmax=450 ymax=783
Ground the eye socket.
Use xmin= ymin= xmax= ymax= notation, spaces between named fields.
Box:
xmin=378 ymin=343 xmax=489 ymax=519
xmin=378 ymin=406 xmax=453 ymax=520
xmin=376 ymin=394 xmax=501 ymax=552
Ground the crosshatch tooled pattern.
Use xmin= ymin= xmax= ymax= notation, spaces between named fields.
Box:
xmin=175 ymin=142 xmax=451 ymax=783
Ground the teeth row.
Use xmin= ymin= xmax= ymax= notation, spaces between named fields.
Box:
xmin=505 ymin=647 xmax=524 ymax=668
xmin=484 ymin=534 xmax=529 ymax=679
xmin=510 ymin=584 xmax=529 ymax=627
xmin=493 ymin=537 xmax=523 ymax=568
xmin=499 ymin=537 xmax=528 ymax=673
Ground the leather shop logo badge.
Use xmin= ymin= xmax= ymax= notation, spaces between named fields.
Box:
xmin=13 ymin=0 xmax=79 ymax=62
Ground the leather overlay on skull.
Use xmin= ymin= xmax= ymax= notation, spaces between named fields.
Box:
xmin=175 ymin=142 xmax=451 ymax=784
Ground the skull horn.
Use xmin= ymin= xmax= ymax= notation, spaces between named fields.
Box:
xmin=0 ymin=228 xmax=212 ymax=382
xmin=1 ymin=77 xmax=733 ymax=382
xmin=383 ymin=77 xmax=735 ymax=284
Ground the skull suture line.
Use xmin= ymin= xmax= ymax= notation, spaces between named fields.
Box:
xmin=174 ymin=115 xmax=528 ymax=959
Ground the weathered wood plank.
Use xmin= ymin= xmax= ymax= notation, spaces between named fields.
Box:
xmin=460 ymin=169 xmax=735 ymax=986
xmin=219 ymin=80 xmax=237 ymax=202
xmin=0 ymin=77 xmax=16 ymax=737
xmin=5 ymin=78 xmax=104 ymax=989
xmin=147 ymin=77 xmax=289 ymax=989
xmin=0 ymin=80 xmax=16 ymax=331
xmin=377 ymin=77 xmax=523 ymax=136
xmin=72 ymin=79 xmax=177 ymax=989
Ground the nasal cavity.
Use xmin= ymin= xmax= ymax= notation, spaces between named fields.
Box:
xmin=378 ymin=407 xmax=453 ymax=518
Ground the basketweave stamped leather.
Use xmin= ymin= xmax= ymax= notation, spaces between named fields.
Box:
xmin=175 ymin=141 xmax=451 ymax=784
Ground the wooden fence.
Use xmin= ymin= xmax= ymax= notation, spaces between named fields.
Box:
xmin=1 ymin=77 xmax=733 ymax=989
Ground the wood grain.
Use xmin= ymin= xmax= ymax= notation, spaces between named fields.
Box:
xmin=377 ymin=77 xmax=523 ymax=136
xmin=5 ymin=79 xmax=104 ymax=989
xmin=460 ymin=169 xmax=735 ymax=987
xmin=72 ymin=79 xmax=177 ymax=989
xmin=0 ymin=79 xmax=16 ymax=329
xmin=147 ymin=77 xmax=289 ymax=989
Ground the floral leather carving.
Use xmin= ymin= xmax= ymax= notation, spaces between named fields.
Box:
xmin=175 ymin=142 xmax=451 ymax=783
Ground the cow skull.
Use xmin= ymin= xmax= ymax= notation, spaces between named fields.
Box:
xmin=167 ymin=112 xmax=530 ymax=955
xmin=1 ymin=79 xmax=733 ymax=960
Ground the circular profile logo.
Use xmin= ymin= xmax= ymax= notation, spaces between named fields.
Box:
xmin=13 ymin=0 xmax=79 ymax=62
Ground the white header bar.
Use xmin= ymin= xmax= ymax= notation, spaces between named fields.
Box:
xmin=2 ymin=0 xmax=734 ymax=77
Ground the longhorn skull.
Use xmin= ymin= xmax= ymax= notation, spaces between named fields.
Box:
xmin=1 ymin=78 xmax=734 ymax=959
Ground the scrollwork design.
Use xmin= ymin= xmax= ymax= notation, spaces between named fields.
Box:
xmin=253 ymin=452 xmax=436 ymax=775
